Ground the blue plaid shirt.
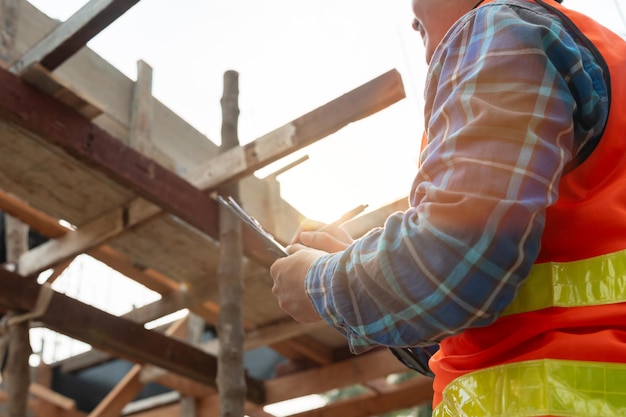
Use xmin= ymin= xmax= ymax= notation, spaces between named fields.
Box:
xmin=306 ymin=0 xmax=609 ymax=354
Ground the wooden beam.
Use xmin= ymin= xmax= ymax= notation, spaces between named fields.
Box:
xmin=87 ymin=245 xmax=180 ymax=295
xmin=87 ymin=317 xmax=187 ymax=417
xmin=0 ymin=66 xmax=228 ymax=257
xmin=243 ymin=320 xmax=329 ymax=353
xmin=288 ymin=376 xmax=433 ymax=417
xmin=4 ymin=214 xmax=31 ymax=417
xmin=88 ymin=365 xmax=145 ymax=417
xmin=18 ymin=200 xmax=160 ymax=276
xmin=268 ymin=336 xmax=335 ymax=366
xmin=9 ymin=0 xmax=142 ymax=73
xmin=119 ymin=402 xmax=180 ymax=417
xmin=19 ymin=206 xmax=129 ymax=276
xmin=186 ymin=69 xmax=405 ymax=190
xmin=0 ymin=188 xmax=327 ymax=371
xmin=0 ymin=188 xmax=69 ymax=238
xmin=151 ymin=373 xmax=215 ymax=399
xmin=264 ymin=349 xmax=411 ymax=404
xmin=19 ymin=63 xmax=103 ymax=119
xmin=129 ymin=60 xmax=153 ymax=152
xmin=62 ymin=307 xmax=330 ymax=383
xmin=29 ymin=383 xmax=77 ymax=411
xmin=198 ymin=395 xmax=278 ymax=417
xmin=0 ymin=188 xmax=180 ymax=294
xmin=2 ymin=66 xmax=405 ymax=272
xmin=122 ymin=399 xmax=275 ymax=417
xmin=58 ymin=349 xmax=113 ymax=374
xmin=0 ymin=267 xmax=266 ymax=404
xmin=127 ymin=59 xmax=174 ymax=170
xmin=0 ymin=63 xmax=408 ymax=370
xmin=178 ymin=314 xmax=203 ymax=417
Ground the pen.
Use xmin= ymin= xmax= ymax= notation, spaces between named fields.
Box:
xmin=318 ymin=204 xmax=368 ymax=232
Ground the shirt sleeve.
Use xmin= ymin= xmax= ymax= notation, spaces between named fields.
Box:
xmin=305 ymin=2 xmax=609 ymax=354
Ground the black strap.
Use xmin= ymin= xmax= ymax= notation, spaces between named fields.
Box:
xmin=533 ymin=0 xmax=612 ymax=171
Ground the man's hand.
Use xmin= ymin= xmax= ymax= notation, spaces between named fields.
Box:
xmin=270 ymin=219 xmax=353 ymax=323
xmin=291 ymin=219 xmax=354 ymax=252
xmin=270 ymin=244 xmax=327 ymax=323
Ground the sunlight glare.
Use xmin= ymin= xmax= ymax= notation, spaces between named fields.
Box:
xmin=263 ymin=394 xmax=328 ymax=417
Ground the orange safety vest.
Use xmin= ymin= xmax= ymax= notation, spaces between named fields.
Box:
xmin=429 ymin=1 xmax=626 ymax=415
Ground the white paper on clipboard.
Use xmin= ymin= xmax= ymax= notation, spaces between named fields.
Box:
xmin=217 ymin=195 xmax=289 ymax=258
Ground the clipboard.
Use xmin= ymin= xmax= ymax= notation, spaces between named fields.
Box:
xmin=217 ymin=195 xmax=289 ymax=258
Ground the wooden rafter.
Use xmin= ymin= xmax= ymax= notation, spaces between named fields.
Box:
xmin=0 ymin=267 xmax=266 ymax=405
xmin=87 ymin=317 xmax=187 ymax=417
xmin=9 ymin=0 xmax=142 ymax=74
xmin=0 ymin=188 xmax=332 ymax=371
xmin=186 ymin=69 xmax=406 ymax=191
xmin=3 ymin=66 xmax=405 ymax=273
xmin=0 ymin=3 xmax=426 ymax=414
xmin=264 ymin=349 xmax=413 ymax=405
xmin=289 ymin=376 xmax=433 ymax=417
xmin=0 ymin=60 xmax=408 ymax=369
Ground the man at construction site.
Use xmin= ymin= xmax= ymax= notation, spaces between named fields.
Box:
xmin=270 ymin=0 xmax=626 ymax=415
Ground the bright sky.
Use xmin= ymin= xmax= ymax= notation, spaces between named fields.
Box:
xmin=26 ymin=0 xmax=626 ymax=223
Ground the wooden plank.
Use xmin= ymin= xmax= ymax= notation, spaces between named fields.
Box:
xmin=33 ymin=363 xmax=63 ymax=417
xmin=197 ymin=395 xmax=278 ymax=417
xmin=4 ymin=66 xmax=405 ymax=273
xmin=87 ymin=317 xmax=188 ymax=417
xmin=9 ymin=0 xmax=142 ymax=73
xmin=58 ymin=349 xmax=113 ymax=374
xmin=152 ymin=373 xmax=215 ymax=399
xmin=267 ymin=335 xmax=334 ymax=366
xmin=19 ymin=207 xmax=126 ymax=276
xmin=0 ymin=390 xmax=39 ymax=413
xmin=18 ymin=199 xmax=159 ymax=276
xmin=0 ymin=188 xmax=68 ymax=238
xmin=0 ymin=66 xmax=223 ymax=246
xmin=175 ymin=314 xmax=202 ymax=417
xmin=129 ymin=60 xmax=153 ymax=153
xmin=0 ymin=59 xmax=408 ymax=374
xmin=0 ymin=190 xmax=179 ymax=293
xmin=126 ymin=59 xmax=175 ymax=170
xmin=117 ymin=324 xmax=332 ymax=389
xmin=0 ymin=267 xmax=266 ymax=404
xmin=20 ymin=64 xmax=103 ymax=119
xmin=289 ymin=377 xmax=433 ymax=417
xmin=88 ymin=245 xmax=180 ymax=295
xmin=9 ymin=0 xmax=219 ymax=175
xmin=4 ymin=214 xmax=30 ymax=417
xmin=264 ymin=349 xmax=409 ymax=404
xmin=29 ymin=383 xmax=77 ymax=411
xmin=88 ymin=365 xmax=145 ymax=417
xmin=0 ymin=119 xmax=135 ymax=226
xmin=122 ymin=402 xmax=180 ymax=417
xmin=0 ymin=185 xmax=327 ymax=368
xmin=186 ymin=69 xmax=405 ymax=190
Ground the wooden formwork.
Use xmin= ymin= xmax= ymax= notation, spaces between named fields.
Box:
xmin=0 ymin=1 xmax=433 ymax=416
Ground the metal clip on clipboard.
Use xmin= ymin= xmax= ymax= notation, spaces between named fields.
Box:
xmin=217 ymin=195 xmax=289 ymax=258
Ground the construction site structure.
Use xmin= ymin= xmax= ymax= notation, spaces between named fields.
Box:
xmin=0 ymin=1 xmax=434 ymax=416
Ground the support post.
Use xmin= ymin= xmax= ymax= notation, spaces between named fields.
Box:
xmin=217 ymin=70 xmax=246 ymax=417
xmin=180 ymin=314 xmax=204 ymax=417
xmin=4 ymin=214 xmax=31 ymax=417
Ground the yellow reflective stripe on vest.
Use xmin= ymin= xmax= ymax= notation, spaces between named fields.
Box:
xmin=433 ymin=359 xmax=626 ymax=417
xmin=502 ymin=249 xmax=626 ymax=316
